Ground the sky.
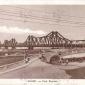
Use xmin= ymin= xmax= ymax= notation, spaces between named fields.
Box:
xmin=0 ymin=5 xmax=85 ymax=42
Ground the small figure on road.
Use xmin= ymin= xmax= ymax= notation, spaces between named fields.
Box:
xmin=40 ymin=53 xmax=47 ymax=62
xmin=65 ymin=59 xmax=69 ymax=65
xmin=24 ymin=50 xmax=30 ymax=63
xmin=25 ymin=57 xmax=30 ymax=63
xmin=58 ymin=52 xmax=63 ymax=64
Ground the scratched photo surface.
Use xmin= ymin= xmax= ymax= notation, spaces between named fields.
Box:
xmin=0 ymin=5 xmax=85 ymax=79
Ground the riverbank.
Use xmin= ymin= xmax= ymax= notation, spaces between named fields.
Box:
xmin=1 ymin=53 xmax=85 ymax=79
xmin=56 ymin=61 xmax=85 ymax=79
xmin=0 ymin=58 xmax=70 ymax=79
xmin=66 ymin=66 xmax=85 ymax=79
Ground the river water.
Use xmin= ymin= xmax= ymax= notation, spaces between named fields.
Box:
xmin=66 ymin=67 xmax=85 ymax=79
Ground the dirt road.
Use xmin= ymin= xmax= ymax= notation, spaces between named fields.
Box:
xmin=0 ymin=58 xmax=70 ymax=79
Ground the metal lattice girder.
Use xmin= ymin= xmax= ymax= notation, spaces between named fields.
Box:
xmin=23 ymin=31 xmax=72 ymax=47
xmin=1 ymin=31 xmax=85 ymax=48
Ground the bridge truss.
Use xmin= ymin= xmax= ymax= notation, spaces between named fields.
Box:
xmin=0 ymin=31 xmax=85 ymax=49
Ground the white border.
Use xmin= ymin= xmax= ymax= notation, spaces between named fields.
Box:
xmin=0 ymin=0 xmax=85 ymax=5
xmin=0 ymin=0 xmax=85 ymax=85
xmin=0 ymin=79 xmax=85 ymax=85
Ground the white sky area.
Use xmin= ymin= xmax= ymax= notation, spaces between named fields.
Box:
xmin=0 ymin=0 xmax=85 ymax=5
xmin=0 ymin=6 xmax=85 ymax=42
xmin=0 ymin=26 xmax=45 ymax=35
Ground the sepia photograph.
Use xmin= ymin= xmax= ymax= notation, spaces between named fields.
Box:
xmin=0 ymin=5 xmax=85 ymax=79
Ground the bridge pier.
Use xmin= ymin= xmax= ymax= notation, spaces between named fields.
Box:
xmin=11 ymin=47 xmax=16 ymax=50
xmin=28 ymin=46 xmax=34 ymax=50
xmin=5 ymin=46 xmax=8 ymax=49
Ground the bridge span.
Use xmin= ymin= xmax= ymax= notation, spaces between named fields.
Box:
xmin=0 ymin=31 xmax=85 ymax=49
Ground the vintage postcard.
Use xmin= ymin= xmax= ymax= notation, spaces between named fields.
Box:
xmin=0 ymin=3 xmax=84 ymax=85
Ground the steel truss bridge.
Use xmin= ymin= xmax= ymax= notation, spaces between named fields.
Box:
xmin=0 ymin=31 xmax=85 ymax=49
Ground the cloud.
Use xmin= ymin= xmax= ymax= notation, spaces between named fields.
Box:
xmin=0 ymin=26 xmax=46 ymax=35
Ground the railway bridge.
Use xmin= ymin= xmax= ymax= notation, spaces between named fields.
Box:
xmin=0 ymin=31 xmax=85 ymax=50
